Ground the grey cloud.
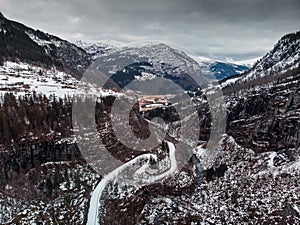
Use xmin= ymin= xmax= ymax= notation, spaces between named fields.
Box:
xmin=2 ymin=0 xmax=300 ymax=60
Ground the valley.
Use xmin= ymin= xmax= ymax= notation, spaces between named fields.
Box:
xmin=0 ymin=11 xmax=299 ymax=225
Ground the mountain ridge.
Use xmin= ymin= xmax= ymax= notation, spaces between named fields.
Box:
xmin=77 ymin=40 xmax=254 ymax=81
xmin=0 ymin=12 xmax=91 ymax=79
xmin=221 ymin=30 xmax=300 ymax=88
xmin=191 ymin=55 xmax=252 ymax=80
xmin=0 ymin=12 xmax=254 ymax=83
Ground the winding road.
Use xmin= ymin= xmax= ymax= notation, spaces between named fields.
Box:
xmin=86 ymin=141 xmax=176 ymax=225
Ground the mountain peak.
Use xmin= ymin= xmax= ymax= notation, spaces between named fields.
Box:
xmin=280 ymin=30 xmax=300 ymax=41
xmin=0 ymin=13 xmax=91 ymax=78
xmin=220 ymin=30 xmax=300 ymax=87
xmin=0 ymin=12 xmax=5 ymax=24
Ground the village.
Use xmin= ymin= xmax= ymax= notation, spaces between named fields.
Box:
xmin=138 ymin=95 xmax=172 ymax=112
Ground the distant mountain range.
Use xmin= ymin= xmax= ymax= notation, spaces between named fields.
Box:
xmin=190 ymin=56 xmax=255 ymax=80
xmin=76 ymin=40 xmax=257 ymax=81
xmin=1 ymin=11 xmax=299 ymax=91
xmin=0 ymin=11 xmax=260 ymax=87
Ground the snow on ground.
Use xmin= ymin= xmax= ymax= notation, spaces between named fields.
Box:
xmin=87 ymin=141 xmax=177 ymax=225
xmin=0 ymin=162 xmax=100 ymax=225
xmin=225 ymin=56 xmax=261 ymax=67
xmin=139 ymin=135 xmax=300 ymax=224
xmin=134 ymin=72 xmax=156 ymax=81
xmin=0 ymin=61 xmax=121 ymax=100
xmin=254 ymin=151 xmax=300 ymax=178
xmin=26 ymin=31 xmax=61 ymax=48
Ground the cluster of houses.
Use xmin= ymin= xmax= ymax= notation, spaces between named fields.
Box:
xmin=138 ymin=95 xmax=171 ymax=112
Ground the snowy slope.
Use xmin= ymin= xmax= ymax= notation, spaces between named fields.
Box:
xmin=0 ymin=12 xmax=91 ymax=79
xmin=74 ymin=40 xmax=126 ymax=59
xmin=77 ymin=40 xmax=252 ymax=81
xmin=191 ymin=56 xmax=251 ymax=80
xmin=221 ymin=31 xmax=300 ymax=87
xmin=80 ymin=42 xmax=202 ymax=76
xmin=0 ymin=61 xmax=119 ymax=99
xmin=87 ymin=42 xmax=207 ymax=92
xmin=225 ymin=56 xmax=261 ymax=67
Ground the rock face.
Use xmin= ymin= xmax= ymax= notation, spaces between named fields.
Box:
xmin=226 ymin=71 xmax=300 ymax=153
xmin=221 ymin=30 xmax=300 ymax=154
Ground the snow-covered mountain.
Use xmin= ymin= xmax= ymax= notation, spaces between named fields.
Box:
xmin=96 ymin=32 xmax=300 ymax=225
xmin=76 ymin=41 xmax=203 ymax=74
xmin=88 ymin=42 xmax=207 ymax=92
xmin=74 ymin=40 xmax=126 ymax=59
xmin=77 ymin=41 xmax=253 ymax=81
xmin=191 ymin=56 xmax=252 ymax=80
xmin=0 ymin=13 xmax=124 ymax=98
xmin=0 ymin=12 xmax=206 ymax=97
xmin=225 ymin=56 xmax=261 ymax=67
xmin=0 ymin=12 xmax=91 ymax=79
xmin=221 ymin=31 xmax=300 ymax=87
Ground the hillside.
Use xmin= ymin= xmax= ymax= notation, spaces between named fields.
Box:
xmin=192 ymin=56 xmax=252 ymax=80
xmin=0 ymin=13 xmax=299 ymax=225
xmin=78 ymin=41 xmax=253 ymax=81
xmin=0 ymin=12 xmax=91 ymax=79
xmin=221 ymin=30 xmax=300 ymax=88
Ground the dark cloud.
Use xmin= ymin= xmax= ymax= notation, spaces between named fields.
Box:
xmin=2 ymin=0 xmax=300 ymax=60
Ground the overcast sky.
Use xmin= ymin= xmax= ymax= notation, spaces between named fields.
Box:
xmin=1 ymin=0 xmax=300 ymax=60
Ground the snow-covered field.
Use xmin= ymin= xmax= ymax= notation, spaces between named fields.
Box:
xmin=0 ymin=61 xmax=119 ymax=100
